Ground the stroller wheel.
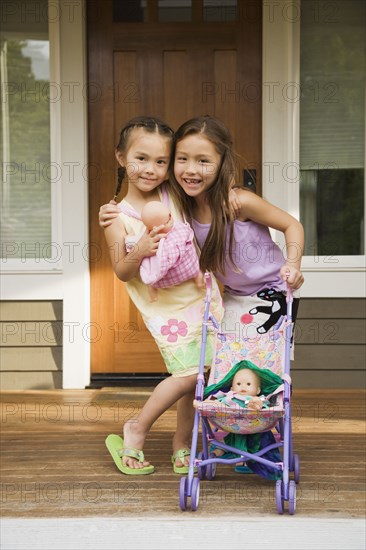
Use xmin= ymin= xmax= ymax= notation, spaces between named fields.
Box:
xmin=288 ymin=480 xmax=296 ymax=515
xmin=275 ymin=480 xmax=284 ymax=514
xmin=190 ymin=477 xmax=200 ymax=511
xmin=179 ymin=477 xmax=188 ymax=511
xmin=197 ymin=452 xmax=207 ymax=480
xmin=206 ymin=453 xmax=217 ymax=481
xmin=292 ymin=454 xmax=300 ymax=483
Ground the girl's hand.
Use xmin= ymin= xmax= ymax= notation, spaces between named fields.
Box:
xmin=281 ymin=264 xmax=304 ymax=290
xmin=129 ymin=227 xmax=165 ymax=259
xmin=99 ymin=200 xmax=120 ymax=228
xmin=228 ymin=188 xmax=242 ymax=219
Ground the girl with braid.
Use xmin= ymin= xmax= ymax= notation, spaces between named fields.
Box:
xmin=102 ymin=116 xmax=223 ymax=475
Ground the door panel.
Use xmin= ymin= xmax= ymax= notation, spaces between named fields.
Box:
xmin=88 ymin=0 xmax=262 ymax=374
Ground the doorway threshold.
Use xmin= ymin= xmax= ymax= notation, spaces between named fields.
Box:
xmin=87 ymin=373 xmax=169 ymax=388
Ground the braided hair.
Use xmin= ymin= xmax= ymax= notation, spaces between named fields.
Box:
xmin=114 ymin=116 xmax=174 ymax=200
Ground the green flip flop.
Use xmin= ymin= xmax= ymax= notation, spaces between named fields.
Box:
xmin=105 ymin=434 xmax=155 ymax=475
xmin=171 ymin=448 xmax=198 ymax=474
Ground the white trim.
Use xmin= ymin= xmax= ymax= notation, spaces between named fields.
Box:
xmin=49 ymin=0 xmax=63 ymax=272
xmin=299 ymin=270 xmax=366 ymax=298
xmin=0 ymin=273 xmax=64 ymax=300
xmin=262 ymin=0 xmax=366 ymax=297
xmin=57 ymin=0 xmax=90 ymax=388
xmin=262 ymin=0 xmax=300 ymax=227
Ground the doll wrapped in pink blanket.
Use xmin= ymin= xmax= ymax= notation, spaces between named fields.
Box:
xmin=138 ymin=201 xmax=204 ymax=301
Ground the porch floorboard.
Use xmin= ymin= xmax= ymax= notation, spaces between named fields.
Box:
xmin=1 ymin=389 xmax=365 ymax=519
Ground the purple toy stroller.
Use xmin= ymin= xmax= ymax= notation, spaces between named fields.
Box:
xmin=178 ymin=273 xmax=300 ymax=514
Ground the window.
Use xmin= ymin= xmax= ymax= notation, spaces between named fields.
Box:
xmin=0 ymin=0 xmax=60 ymax=268
xmin=300 ymin=0 xmax=365 ymax=261
xmin=203 ymin=0 xmax=237 ymax=22
xmin=113 ymin=0 xmax=238 ymax=23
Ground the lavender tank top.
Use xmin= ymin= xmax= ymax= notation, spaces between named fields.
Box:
xmin=192 ymin=218 xmax=287 ymax=296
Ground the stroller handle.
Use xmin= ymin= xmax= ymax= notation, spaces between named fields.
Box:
xmin=286 ymin=283 xmax=293 ymax=304
xmin=204 ymin=271 xmax=212 ymax=301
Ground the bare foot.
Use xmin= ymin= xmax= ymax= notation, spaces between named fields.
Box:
xmin=172 ymin=435 xmax=191 ymax=468
xmin=172 ymin=448 xmax=191 ymax=468
xmin=212 ymin=448 xmax=225 ymax=457
xmin=122 ymin=421 xmax=150 ymax=469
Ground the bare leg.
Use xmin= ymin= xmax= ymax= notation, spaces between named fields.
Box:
xmin=173 ymin=386 xmax=196 ymax=467
xmin=123 ymin=374 xmax=197 ymax=469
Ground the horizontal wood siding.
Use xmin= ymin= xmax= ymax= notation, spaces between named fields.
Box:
xmin=0 ymin=301 xmax=62 ymax=390
xmin=0 ymin=298 xmax=364 ymax=389
xmin=293 ymin=298 xmax=366 ymax=389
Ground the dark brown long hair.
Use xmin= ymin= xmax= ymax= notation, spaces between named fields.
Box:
xmin=114 ymin=116 xmax=174 ymax=200
xmin=170 ymin=115 xmax=238 ymax=274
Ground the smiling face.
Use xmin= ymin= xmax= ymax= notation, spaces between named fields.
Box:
xmin=116 ymin=128 xmax=171 ymax=193
xmin=173 ymin=134 xmax=221 ymax=198
xmin=231 ymin=369 xmax=261 ymax=396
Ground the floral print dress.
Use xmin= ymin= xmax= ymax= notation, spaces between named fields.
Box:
xmin=118 ymin=187 xmax=224 ymax=377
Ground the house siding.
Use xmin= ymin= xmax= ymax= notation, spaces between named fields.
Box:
xmin=0 ymin=301 xmax=63 ymax=390
xmin=292 ymin=298 xmax=366 ymax=389
xmin=0 ymin=298 xmax=365 ymax=390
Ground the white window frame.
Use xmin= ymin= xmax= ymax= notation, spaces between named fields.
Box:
xmin=0 ymin=0 xmax=90 ymax=388
xmin=262 ymin=0 xmax=366 ymax=298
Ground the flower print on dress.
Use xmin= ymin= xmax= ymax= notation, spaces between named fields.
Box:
xmin=161 ymin=319 xmax=188 ymax=343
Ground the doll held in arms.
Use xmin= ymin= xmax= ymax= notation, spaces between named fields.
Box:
xmin=127 ymin=201 xmax=204 ymax=302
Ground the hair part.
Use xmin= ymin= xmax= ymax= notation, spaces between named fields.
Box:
xmin=113 ymin=116 xmax=174 ymax=200
xmin=170 ymin=115 xmax=238 ymax=274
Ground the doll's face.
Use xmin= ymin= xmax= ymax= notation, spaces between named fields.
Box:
xmin=141 ymin=201 xmax=172 ymax=233
xmin=231 ymin=369 xmax=261 ymax=396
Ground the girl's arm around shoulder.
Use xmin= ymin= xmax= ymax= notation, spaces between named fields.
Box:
xmin=99 ymin=200 xmax=120 ymax=227
xmin=234 ymin=189 xmax=305 ymax=289
xmin=104 ymin=216 xmax=166 ymax=282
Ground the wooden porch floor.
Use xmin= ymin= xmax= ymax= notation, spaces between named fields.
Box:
xmin=0 ymin=388 xmax=365 ymax=519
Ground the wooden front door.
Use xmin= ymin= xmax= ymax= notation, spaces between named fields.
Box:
xmin=87 ymin=0 xmax=262 ymax=376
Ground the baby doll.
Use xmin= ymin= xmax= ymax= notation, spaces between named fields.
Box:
xmin=194 ymin=367 xmax=272 ymax=411
xmin=193 ymin=360 xmax=283 ymax=469
xmin=215 ymin=368 xmax=270 ymax=410
xmin=137 ymin=201 xmax=204 ymax=301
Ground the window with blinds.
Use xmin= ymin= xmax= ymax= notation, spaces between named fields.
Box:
xmin=300 ymin=0 xmax=365 ymax=257
xmin=0 ymin=0 xmax=51 ymax=261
